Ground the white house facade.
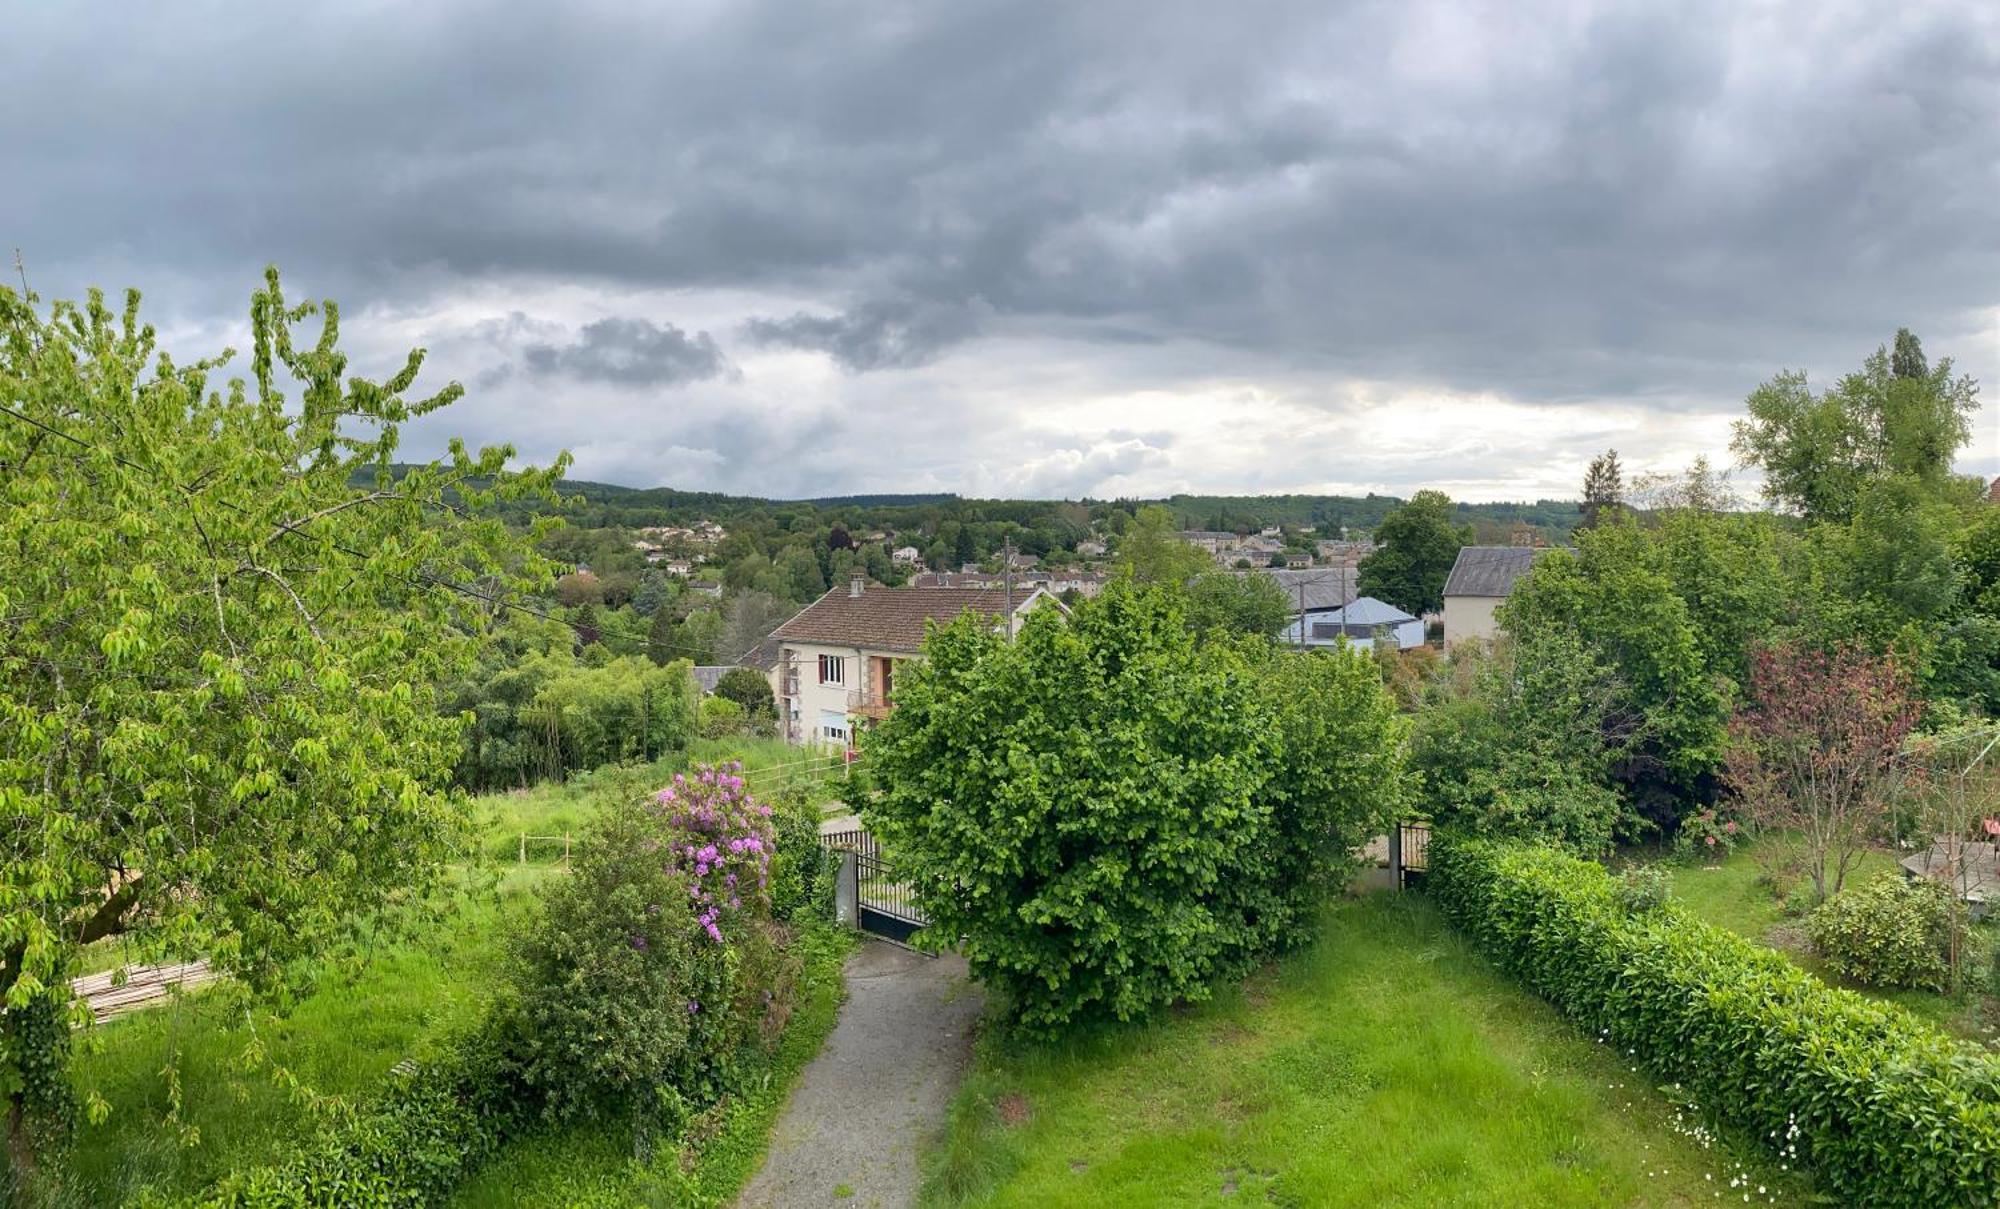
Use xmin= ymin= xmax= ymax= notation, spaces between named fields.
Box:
xmin=1441 ymin=546 xmax=1561 ymax=645
xmin=767 ymin=575 xmax=1061 ymax=747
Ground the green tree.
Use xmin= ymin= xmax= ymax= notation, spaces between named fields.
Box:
xmin=1409 ymin=633 xmax=1630 ymax=850
xmin=630 ymin=570 xmax=673 ymax=618
xmin=1357 ymin=490 xmax=1472 ymax=615
xmin=714 ymin=666 xmax=776 ymax=717
xmin=776 ymin=545 xmax=827 ymax=602
xmin=647 ymin=605 xmax=677 ymax=666
xmin=1500 ymin=528 xmax=1728 ymax=832
xmin=864 ymin=583 xmax=1405 ymax=1034
xmin=1115 ymin=504 xmax=1209 ymax=585
xmin=1578 ymin=449 xmax=1624 ymax=529
xmin=1732 ymin=330 xmax=1980 ymax=522
xmin=0 ymin=272 xmax=564 ymax=1175
xmin=1184 ymin=569 xmax=1291 ymax=640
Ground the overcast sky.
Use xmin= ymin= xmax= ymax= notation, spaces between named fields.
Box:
xmin=7 ymin=0 xmax=1998 ymax=501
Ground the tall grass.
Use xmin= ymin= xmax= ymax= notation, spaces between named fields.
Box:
xmin=63 ymin=867 xmax=555 ymax=1205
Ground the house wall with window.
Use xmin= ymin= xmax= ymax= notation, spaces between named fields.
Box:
xmin=775 ymin=640 xmax=864 ymax=747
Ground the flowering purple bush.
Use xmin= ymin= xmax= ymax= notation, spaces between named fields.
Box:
xmin=653 ymin=761 xmax=775 ymax=945
xmin=509 ymin=763 xmax=786 ymax=1121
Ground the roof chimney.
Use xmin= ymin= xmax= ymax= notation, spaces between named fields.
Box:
xmin=849 ymin=571 xmax=867 ymax=598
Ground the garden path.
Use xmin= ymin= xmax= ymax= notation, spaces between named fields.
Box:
xmin=736 ymin=939 xmax=983 ymax=1209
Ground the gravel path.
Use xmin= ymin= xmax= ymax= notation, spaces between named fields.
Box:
xmin=736 ymin=940 xmax=984 ymax=1209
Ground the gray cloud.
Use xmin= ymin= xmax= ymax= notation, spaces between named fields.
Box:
xmin=3 ymin=1 xmax=1997 ymax=497
xmin=742 ymin=299 xmax=988 ymax=371
xmin=514 ymin=316 xmax=730 ymax=386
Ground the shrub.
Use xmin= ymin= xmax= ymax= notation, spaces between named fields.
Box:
xmin=507 ymin=764 xmax=778 ymax=1121
xmin=767 ymin=787 xmax=837 ymax=924
xmin=700 ymin=694 xmax=747 ymax=739
xmin=195 ymin=1021 xmax=524 ymax=1208
xmin=1614 ymin=864 xmax=1671 ymax=913
xmin=1430 ymin=837 xmax=2000 ymax=1206
xmin=714 ymin=666 xmax=776 ymax=718
xmin=1408 ymin=634 xmax=1627 ymax=851
xmin=865 ymin=581 xmax=1406 ymax=1035
xmin=189 ymin=765 xmax=819 ymax=1207
xmin=1807 ymin=873 xmax=1960 ymax=992
xmin=1671 ymin=807 xmax=1744 ymax=861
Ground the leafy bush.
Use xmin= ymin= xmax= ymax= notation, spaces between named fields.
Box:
xmin=195 ymin=1021 xmax=523 ymax=1208
xmin=865 ymin=581 xmax=1406 ymax=1036
xmin=767 ymin=787 xmax=837 ymax=924
xmin=1806 ymin=873 xmax=1960 ymax=992
xmin=507 ymin=764 xmax=779 ymax=1121
xmin=713 ymin=666 xmax=776 ymax=718
xmin=1614 ymin=865 xmax=1671 ymax=913
xmin=196 ymin=765 xmax=809 ymax=1206
xmin=1430 ymin=837 xmax=2000 ymax=1206
xmin=1670 ymin=807 xmax=1744 ymax=861
xmin=1408 ymin=634 xmax=1628 ymax=850
xmin=699 ymin=694 xmax=747 ymax=739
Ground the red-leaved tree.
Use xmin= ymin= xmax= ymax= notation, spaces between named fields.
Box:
xmin=1725 ymin=643 xmax=1919 ymax=902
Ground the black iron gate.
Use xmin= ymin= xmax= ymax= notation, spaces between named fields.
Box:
xmin=820 ymin=830 xmax=929 ymax=942
xmin=1392 ymin=819 xmax=1431 ymax=890
xmin=852 ymin=849 xmax=927 ymax=942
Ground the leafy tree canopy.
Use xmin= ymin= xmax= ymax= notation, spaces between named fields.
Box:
xmin=1732 ymin=328 xmax=1980 ymax=523
xmin=0 ymin=272 xmax=564 ymax=1167
xmin=1357 ymin=489 xmax=1472 ymax=615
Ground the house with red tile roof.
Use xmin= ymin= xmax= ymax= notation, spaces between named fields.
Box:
xmin=767 ymin=573 xmax=1061 ymax=747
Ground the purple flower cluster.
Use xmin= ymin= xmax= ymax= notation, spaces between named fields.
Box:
xmin=652 ymin=761 xmax=775 ymax=945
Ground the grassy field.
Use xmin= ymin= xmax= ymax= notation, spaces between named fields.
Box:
xmin=54 ymin=733 xmax=850 ymax=1206
xmin=924 ymin=891 xmax=1804 ymax=1208
xmin=1655 ymin=837 xmax=1999 ymax=1041
xmin=477 ymin=737 xmax=853 ymax=864
xmin=64 ymin=865 xmax=553 ymax=1204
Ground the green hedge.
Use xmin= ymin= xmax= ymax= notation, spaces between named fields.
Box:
xmin=1429 ymin=837 xmax=2000 ymax=1207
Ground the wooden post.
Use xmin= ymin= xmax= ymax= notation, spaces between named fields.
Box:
xmin=519 ymin=832 xmax=526 ymax=865
xmin=1388 ymin=824 xmax=1403 ymax=891
xmin=563 ymin=834 xmax=571 ymax=864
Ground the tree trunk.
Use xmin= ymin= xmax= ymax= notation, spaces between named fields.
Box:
xmin=1 ymin=942 xmax=38 ymax=1191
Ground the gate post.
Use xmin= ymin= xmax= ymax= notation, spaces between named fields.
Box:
xmin=835 ymin=851 xmax=859 ymax=929
xmin=1388 ymin=824 xmax=1403 ymax=891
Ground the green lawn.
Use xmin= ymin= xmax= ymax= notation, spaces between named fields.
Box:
xmin=925 ymin=892 xmax=1804 ymax=1208
xmin=1656 ymin=837 xmax=1999 ymax=1040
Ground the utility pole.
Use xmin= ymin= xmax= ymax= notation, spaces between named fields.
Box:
xmin=1002 ymin=535 xmax=1016 ymax=641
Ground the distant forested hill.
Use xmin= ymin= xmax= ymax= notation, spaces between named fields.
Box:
xmin=361 ymin=466 xmax=1576 ymax=539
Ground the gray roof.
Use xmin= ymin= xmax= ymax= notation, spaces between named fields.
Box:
xmin=1311 ymin=596 xmax=1415 ymax=626
xmin=1442 ymin=546 xmax=1561 ymax=598
xmin=690 ymin=666 xmax=732 ymax=695
xmin=736 ymin=635 xmax=784 ymax=671
xmin=1239 ymin=567 xmax=1356 ymax=612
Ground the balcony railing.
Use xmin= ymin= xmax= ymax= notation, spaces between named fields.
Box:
xmin=847 ymin=688 xmax=894 ymax=719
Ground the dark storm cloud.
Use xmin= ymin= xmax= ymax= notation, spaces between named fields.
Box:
xmin=4 ymin=0 xmax=1997 ymax=495
xmin=511 ymin=316 xmax=730 ymax=386
xmin=742 ymin=298 xmax=988 ymax=371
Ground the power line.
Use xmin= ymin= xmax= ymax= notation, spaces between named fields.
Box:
xmin=0 ymin=402 xmax=758 ymax=666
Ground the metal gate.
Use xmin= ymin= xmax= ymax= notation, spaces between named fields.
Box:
xmin=1391 ymin=819 xmax=1431 ymax=890
xmin=852 ymin=849 xmax=927 ymax=942
xmin=820 ymin=829 xmax=929 ymax=942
